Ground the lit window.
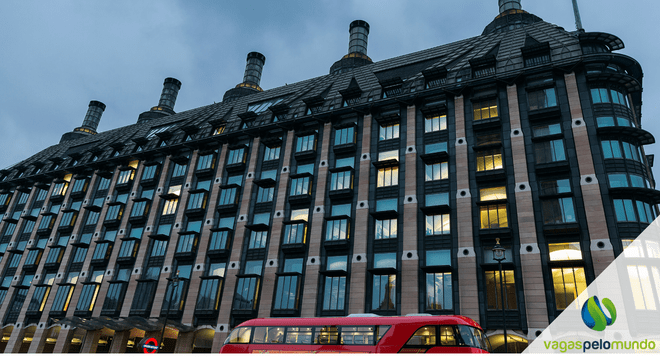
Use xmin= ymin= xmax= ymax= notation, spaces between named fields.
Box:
xmin=473 ymin=99 xmax=498 ymax=120
xmin=476 ymin=149 xmax=502 ymax=172
xmin=485 ymin=270 xmax=516 ymax=310
xmin=162 ymin=198 xmax=178 ymax=215
xmin=378 ymin=150 xmax=399 ymax=162
xmin=377 ymin=167 xmax=398 ymax=187
xmin=212 ymin=126 xmax=225 ymax=135
xmin=549 ymin=242 xmax=587 ymax=310
xmin=425 ymin=115 xmax=447 ymax=133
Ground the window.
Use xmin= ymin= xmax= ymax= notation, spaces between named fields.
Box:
xmin=330 ymin=170 xmax=352 ymax=191
xmin=335 ymin=127 xmax=355 ymax=146
xmin=425 ymin=115 xmax=447 ymax=133
xmin=608 ymin=173 xmax=648 ymax=188
xmin=325 ymin=217 xmax=349 ymax=242
xmin=283 ymin=223 xmax=306 ymax=245
xmin=197 ymin=153 xmax=215 ymax=171
xmin=375 ymin=219 xmax=397 ymax=240
xmin=51 ymin=182 xmax=69 ymax=197
xmin=549 ymin=242 xmax=587 ymax=310
xmin=187 ymin=192 xmax=207 ymax=210
xmin=291 ymin=209 xmax=308 ymax=221
xmin=50 ymin=285 xmax=75 ymax=312
xmin=209 ymin=230 xmax=230 ymax=251
xmin=274 ymin=259 xmax=303 ymax=311
xmin=296 ymin=134 xmax=316 ymax=152
xmin=528 ymin=88 xmax=557 ymax=110
xmin=162 ymin=265 xmax=192 ymax=313
xmin=335 ymin=157 xmax=354 ymax=168
xmin=533 ymin=123 xmax=562 ymax=137
xmin=476 ymin=149 xmax=502 ymax=172
xmin=473 ymin=99 xmax=498 ymax=120
xmin=264 ymin=145 xmax=281 ymax=161
xmin=234 ymin=263 xmax=262 ymax=310
xmin=610 ymin=89 xmax=629 ymax=107
xmin=378 ymin=150 xmax=399 ymax=162
xmin=591 ymin=88 xmax=609 ymax=103
xmin=249 ymin=231 xmax=268 ymax=249
xmin=117 ymin=169 xmax=134 ymax=185
xmin=426 ymin=270 xmax=452 ymax=310
xmin=376 ymin=198 xmax=397 ymax=213
xmin=322 ymin=256 xmax=347 ymax=311
xmin=130 ymin=199 xmax=150 ymax=218
xmin=379 ymin=123 xmax=399 ymax=140
xmin=479 ymin=187 xmax=507 ymax=229
xmin=105 ymin=204 xmax=124 ymax=222
xmin=485 ymin=270 xmax=517 ymax=310
xmin=377 ymin=167 xmax=398 ymax=187
xmin=425 ymin=161 xmax=448 ymax=181
xmin=540 ymin=179 xmax=576 ymax=224
xmin=372 ymin=253 xmax=396 ymax=311
xmin=228 ymin=148 xmax=246 ymax=165
xmin=614 ymin=199 xmax=655 ymax=223
xmin=601 ymin=140 xmax=641 ymax=161
xmin=75 ymin=283 xmax=101 ymax=313
xmin=196 ymin=262 xmax=225 ymax=312
xmin=27 ymin=286 xmax=51 ymax=313
xmin=290 ymin=177 xmax=311 ymax=196
xmin=162 ymin=198 xmax=178 ymax=215
xmin=597 ymin=116 xmax=634 ymax=128
xmin=425 ymin=214 xmax=450 ymax=235
xmin=535 ymin=139 xmax=566 ymax=164
xmin=172 ymin=162 xmax=187 ymax=177
xmin=142 ymin=164 xmax=159 ymax=181
xmin=427 ymin=193 xmax=448 ymax=206
xmin=71 ymin=178 xmax=88 ymax=194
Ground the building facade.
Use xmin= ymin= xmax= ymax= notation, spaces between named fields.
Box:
xmin=0 ymin=0 xmax=655 ymax=353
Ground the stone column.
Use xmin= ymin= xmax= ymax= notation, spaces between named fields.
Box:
xmin=507 ymin=84 xmax=550 ymax=338
xmin=564 ymin=72 xmax=615 ymax=276
xmin=401 ymin=105 xmax=419 ymax=315
xmin=109 ymin=330 xmax=130 ymax=353
xmin=349 ymin=114 xmax=372 ymax=313
xmin=454 ymin=95 xmax=480 ymax=321
xmin=173 ymin=331 xmax=194 ymax=353
xmin=80 ymin=329 xmax=102 ymax=353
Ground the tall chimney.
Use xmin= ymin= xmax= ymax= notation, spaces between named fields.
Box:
xmin=137 ymin=77 xmax=181 ymax=124
xmin=80 ymin=100 xmax=106 ymax=134
xmin=348 ymin=20 xmax=370 ymax=56
xmin=499 ymin=0 xmax=522 ymax=13
xmin=242 ymin=52 xmax=266 ymax=89
xmin=157 ymin=77 xmax=182 ymax=111
xmin=222 ymin=52 xmax=267 ymax=101
xmin=329 ymin=20 xmax=373 ymax=75
xmin=60 ymin=100 xmax=106 ymax=143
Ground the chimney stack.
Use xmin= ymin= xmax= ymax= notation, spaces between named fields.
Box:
xmin=137 ymin=77 xmax=181 ymax=124
xmin=348 ymin=20 xmax=370 ymax=56
xmin=157 ymin=77 xmax=182 ymax=111
xmin=499 ymin=0 xmax=522 ymax=13
xmin=223 ymin=52 xmax=267 ymax=101
xmin=329 ymin=20 xmax=373 ymax=75
xmin=60 ymin=100 xmax=106 ymax=143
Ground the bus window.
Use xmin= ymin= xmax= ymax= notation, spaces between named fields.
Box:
xmin=376 ymin=325 xmax=391 ymax=343
xmin=226 ymin=327 xmax=252 ymax=344
xmin=439 ymin=326 xmax=456 ymax=345
xmin=457 ymin=325 xmax=476 ymax=348
xmin=471 ymin=327 xmax=492 ymax=352
xmin=340 ymin=326 xmax=374 ymax=345
xmin=253 ymin=327 xmax=285 ymax=344
xmin=286 ymin=327 xmax=314 ymax=344
xmin=406 ymin=326 xmax=436 ymax=346
xmin=314 ymin=326 xmax=339 ymax=344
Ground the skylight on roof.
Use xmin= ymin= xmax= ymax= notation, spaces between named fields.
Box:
xmin=146 ymin=123 xmax=180 ymax=140
xmin=247 ymin=96 xmax=287 ymax=114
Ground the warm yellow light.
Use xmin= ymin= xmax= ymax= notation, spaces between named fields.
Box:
xmin=128 ymin=160 xmax=139 ymax=169
xmin=46 ymin=338 xmax=57 ymax=344
xmin=2 ymin=336 xmax=10 ymax=342
xmin=22 ymin=337 xmax=33 ymax=343
xmin=168 ymin=185 xmax=182 ymax=196
xmin=63 ymin=174 xmax=73 ymax=182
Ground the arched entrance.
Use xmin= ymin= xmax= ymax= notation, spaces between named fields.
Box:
xmin=43 ymin=325 xmax=62 ymax=353
xmin=192 ymin=328 xmax=215 ymax=353
xmin=487 ymin=332 xmax=529 ymax=353
xmin=0 ymin=325 xmax=13 ymax=353
xmin=17 ymin=325 xmax=38 ymax=353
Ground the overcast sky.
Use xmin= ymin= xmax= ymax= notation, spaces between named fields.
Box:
xmin=1 ymin=0 xmax=659 ymax=181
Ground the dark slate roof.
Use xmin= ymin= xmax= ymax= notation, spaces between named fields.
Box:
xmin=0 ymin=11 xmax=640 ymax=186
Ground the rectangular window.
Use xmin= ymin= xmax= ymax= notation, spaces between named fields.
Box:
xmin=334 ymin=127 xmax=355 ymax=146
xmin=176 ymin=233 xmax=198 ymax=253
xmin=485 ymin=270 xmax=517 ymax=310
xmin=330 ymin=171 xmax=352 ymax=191
xmin=209 ymin=231 xmax=229 ymax=251
xmin=256 ymin=186 xmax=273 ymax=203
xmin=142 ymin=164 xmax=158 ymax=181
xmin=375 ymin=219 xmax=397 ymax=240
xmin=75 ymin=283 xmax=101 ymax=312
xmin=376 ymin=198 xmax=398 ymax=212
xmin=425 ymin=162 xmax=449 ymax=181
xmin=71 ymin=178 xmax=88 ymax=193
xmin=162 ymin=198 xmax=178 ymax=215
xmin=290 ymin=177 xmax=311 ymax=196
xmin=60 ymin=211 xmax=77 ymax=227
xmin=117 ymin=169 xmax=134 ymax=185
xmin=27 ymin=286 xmax=51 ymax=312
xmin=614 ymin=199 xmax=637 ymax=222
xmin=296 ymin=134 xmax=316 ymax=152
xmin=425 ymin=142 xmax=448 ymax=154
xmin=377 ymin=167 xmax=398 ymax=187
xmin=426 ymin=272 xmax=452 ymax=310
xmin=248 ymin=231 xmax=268 ymax=249
xmin=425 ymin=115 xmax=447 ymax=133
xmin=325 ymin=219 xmax=349 ymax=242
xmin=610 ymin=89 xmax=629 ymax=107
xmin=473 ymin=99 xmax=498 ymax=120
xmin=372 ymin=274 xmax=396 ymax=311
xmin=172 ymin=163 xmax=187 ymax=177
xmin=533 ymin=123 xmax=562 ymax=137
xmin=92 ymin=242 xmax=112 ymax=261
xmin=228 ymin=148 xmax=246 ymax=164
xmin=273 ymin=275 xmax=301 ymax=310
xmin=51 ymin=183 xmax=68 ymax=197
xmin=50 ymin=285 xmax=75 ymax=312
xmin=264 ymin=145 xmax=281 ymax=161
xmin=480 ymin=204 xmax=508 ymax=229
xmin=72 ymin=247 xmax=88 ymax=264
xmin=105 ymin=204 xmax=124 ymax=221
xmin=335 ymin=157 xmax=354 ymax=168
xmin=196 ymin=276 xmax=223 ymax=312
xmin=542 ymin=197 xmax=577 ymax=224
xmin=219 ymin=187 xmax=238 ymax=206
xmin=234 ymin=277 xmax=260 ymax=310
xmin=528 ymin=88 xmax=557 ymax=110
xmin=283 ymin=223 xmax=306 ymax=245
xmin=379 ymin=123 xmax=400 ymax=141
xmin=591 ymin=88 xmax=610 ymax=103
xmin=297 ymin=163 xmax=314 ymax=175
xmin=425 ymin=214 xmax=450 ymax=235
xmin=552 ymin=267 xmax=587 ymax=310
xmin=97 ymin=176 xmax=111 ymax=190
xmin=476 ymin=149 xmax=503 ymax=171
xmin=187 ymin=192 xmax=207 ymax=210
xmin=130 ymin=200 xmax=150 ymax=218
xmin=378 ymin=150 xmax=399 ymax=162
xmin=535 ymin=139 xmax=566 ymax=163
xmin=197 ymin=153 xmax=215 ymax=171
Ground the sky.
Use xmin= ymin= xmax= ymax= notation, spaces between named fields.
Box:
xmin=1 ymin=0 xmax=659 ymax=180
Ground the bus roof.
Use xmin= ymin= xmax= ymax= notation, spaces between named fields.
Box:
xmin=236 ymin=315 xmax=482 ymax=329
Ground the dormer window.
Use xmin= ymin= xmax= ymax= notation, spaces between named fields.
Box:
xmin=379 ymin=77 xmax=403 ymax=99
xmin=423 ymin=67 xmax=447 ymax=89
xmin=303 ymin=95 xmax=325 ymax=115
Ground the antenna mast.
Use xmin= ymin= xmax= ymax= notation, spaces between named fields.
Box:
xmin=572 ymin=0 xmax=584 ymax=31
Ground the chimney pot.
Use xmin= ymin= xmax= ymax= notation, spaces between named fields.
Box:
xmin=158 ymin=77 xmax=182 ymax=110
xmin=242 ymin=52 xmax=266 ymax=88
xmin=348 ymin=20 xmax=370 ymax=56
xmin=80 ymin=100 xmax=106 ymax=133
xmin=499 ymin=0 xmax=522 ymax=13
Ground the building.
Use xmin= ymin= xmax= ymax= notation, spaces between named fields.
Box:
xmin=0 ymin=0 xmax=655 ymax=353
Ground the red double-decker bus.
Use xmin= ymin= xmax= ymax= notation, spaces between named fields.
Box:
xmin=220 ymin=314 xmax=491 ymax=353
